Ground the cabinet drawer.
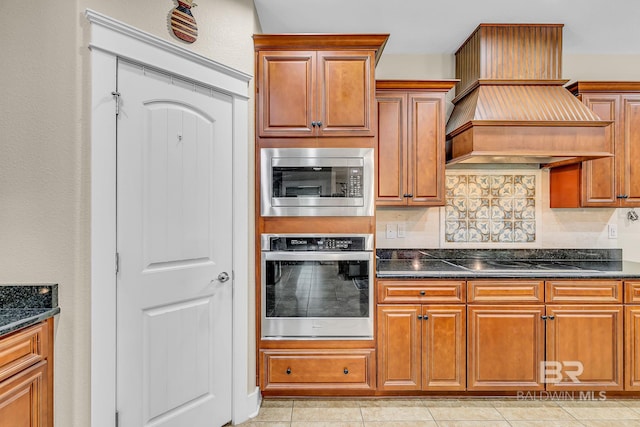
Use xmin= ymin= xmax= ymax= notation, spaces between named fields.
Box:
xmin=625 ymin=281 xmax=640 ymax=303
xmin=467 ymin=280 xmax=544 ymax=303
xmin=546 ymin=280 xmax=622 ymax=303
xmin=261 ymin=349 xmax=374 ymax=390
xmin=377 ymin=280 xmax=465 ymax=303
xmin=0 ymin=322 xmax=46 ymax=383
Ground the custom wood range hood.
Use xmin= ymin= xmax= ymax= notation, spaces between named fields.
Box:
xmin=445 ymin=24 xmax=614 ymax=168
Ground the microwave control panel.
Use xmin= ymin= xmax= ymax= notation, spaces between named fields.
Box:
xmin=348 ymin=168 xmax=363 ymax=197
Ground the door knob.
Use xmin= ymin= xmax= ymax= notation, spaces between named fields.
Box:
xmin=216 ymin=272 xmax=230 ymax=283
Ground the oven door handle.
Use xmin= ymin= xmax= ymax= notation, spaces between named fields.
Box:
xmin=262 ymin=251 xmax=373 ymax=262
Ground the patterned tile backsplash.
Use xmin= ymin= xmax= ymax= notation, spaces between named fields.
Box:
xmin=444 ymin=173 xmax=538 ymax=244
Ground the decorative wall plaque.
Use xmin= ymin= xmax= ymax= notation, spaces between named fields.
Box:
xmin=170 ymin=0 xmax=198 ymax=43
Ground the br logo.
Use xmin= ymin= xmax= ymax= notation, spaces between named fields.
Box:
xmin=540 ymin=361 xmax=584 ymax=383
xmin=170 ymin=0 xmax=198 ymax=43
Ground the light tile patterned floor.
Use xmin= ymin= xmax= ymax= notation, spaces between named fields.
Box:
xmin=235 ymin=398 xmax=640 ymax=427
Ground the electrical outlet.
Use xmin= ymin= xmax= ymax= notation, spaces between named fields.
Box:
xmin=397 ymin=223 xmax=405 ymax=238
xmin=386 ymin=224 xmax=397 ymax=239
xmin=608 ymin=224 xmax=618 ymax=239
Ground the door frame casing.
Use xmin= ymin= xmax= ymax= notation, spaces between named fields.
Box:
xmin=86 ymin=10 xmax=258 ymax=427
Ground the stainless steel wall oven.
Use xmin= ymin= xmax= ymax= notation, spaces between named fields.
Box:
xmin=260 ymin=147 xmax=374 ymax=217
xmin=261 ymin=234 xmax=374 ymax=339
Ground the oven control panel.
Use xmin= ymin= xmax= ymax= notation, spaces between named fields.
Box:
xmin=266 ymin=235 xmax=372 ymax=251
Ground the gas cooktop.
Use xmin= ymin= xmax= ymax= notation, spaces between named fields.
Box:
xmin=375 ymin=249 xmax=633 ymax=277
xmin=376 ymin=258 xmax=625 ymax=276
xmin=448 ymin=259 xmax=611 ymax=273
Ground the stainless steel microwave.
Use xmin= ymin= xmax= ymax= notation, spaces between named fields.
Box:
xmin=260 ymin=147 xmax=374 ymax=217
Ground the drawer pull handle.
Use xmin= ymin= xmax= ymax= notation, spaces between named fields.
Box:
xmin=420 ymin=290 xmax=426 ymax=296
xmin=286 ymin=368 xmax=291 ymax=375
xmin=344 ymin=368 xmax=349 ymax=375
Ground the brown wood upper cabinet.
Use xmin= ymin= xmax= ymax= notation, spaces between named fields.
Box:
xmin=376 ymin=80 xmax=456 ymax=206
xmin=550 ymin=82 xmax=640 ymax=208
xmin=254 ymin=34 xmax=389 ymax=139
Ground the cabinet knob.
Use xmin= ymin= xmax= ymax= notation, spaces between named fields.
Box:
xmin=343 ymin=368 xmax=349 ymax=375
xmin=417 ymin=314 xmax=423 ymax=319
xmin=403 ymin=194 xmax=414 ymax=198
xmin=311 ymin=121 xmax=317 ymax=127
xmin=541 ymin=315 xmax=547 ymax=320
xmin=420 ymin=290 xmax=426 ymax=296
xmin=286 ymin=367 xmax=291 ymax=375
xmin=423 ymin=314 xmax=428 ymax=320
xmin=317 ymin=121 xmax=322 ymax=127
xmin=617 ymin=194 xmax=630 ymax=199
xmin=548 ymin=315 xmax=555 ymax=320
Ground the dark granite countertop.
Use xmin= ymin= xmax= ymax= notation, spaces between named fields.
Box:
xmin=0 ymin=284 xmax=60 ymax=337
xmin=376 ymin=249 xmax=640 ymax=279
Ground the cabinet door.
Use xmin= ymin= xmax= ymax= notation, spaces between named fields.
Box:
xmin=580 ymin=94 xmax=618 ymax=206
xmin=376 ymin=92 xmax=407 ymax=204
xmin=546 ymin=305 xmax=623 ymax=390
xmin=257 ymin=51 xmax=316 ymax=137
xmin=625 ymin=306 xmax=640 ymax=390
xmin=407 ymin=93 xmax=446 ymax=206
xmin=422 ymin=305 xmax=465 ymax=390
xmin=467 ymin=305 xmax=545 ymax=391
xmin=0 ymin=361 xmax=48 ymax=427
xmin=620 ymin=95 xmax=640 ymax=207
xmin=377 ymin=305 xmax=421 ymax=390
xmin=317 ymin=51 xmax=375 ymax=136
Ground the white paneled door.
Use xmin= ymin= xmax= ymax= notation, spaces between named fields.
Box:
xmin=116 ymin=59 xmax=233 ymax=427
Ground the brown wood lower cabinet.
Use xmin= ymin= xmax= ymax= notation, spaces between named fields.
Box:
xmin=467 ymin=280 xmax=624 ymax=392
xmin=260 ymin=349 xmax=375 ymax=393
xmin=377 ymin=304 xmax=465 ymax=391
xmin=625 ymin=281 xmax=640 ymax=390
xmin=258 ymin=279 xmax=640 ymax=395
xmin=0 ymin=319 xmax=53 ymax=427
xmin=545 ymin=280 xmax=623 ymax=391
xmin=626 ymin=306 xmax=640 ymax=390
xmin=546 ymin=305 xmax=623 ymax=390
xmin=467 ymin=304 xmax=545 ymax=391
xmin=0 ymin=362 xmax=48 ymax=427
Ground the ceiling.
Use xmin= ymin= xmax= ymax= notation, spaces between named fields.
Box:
xmin=253 ymin=0 xmax=640 ymax=55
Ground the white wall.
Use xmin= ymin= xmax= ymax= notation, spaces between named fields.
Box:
xmin=0 ymin=1 xmax=259 ymax=426
xmin=375 ymin=53 xmax=640 ymax=261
